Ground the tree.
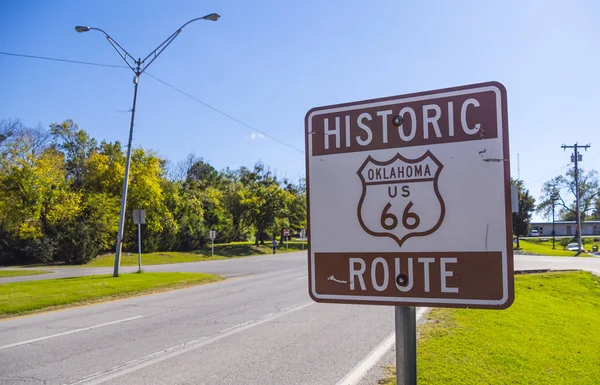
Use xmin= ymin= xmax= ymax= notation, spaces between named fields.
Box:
xmin=537 ymin=167 xmax=600 ymax=222
xmin=50 ymin=120 xmax=97 ymax=190
xmin=0 ymin=117 xmax=311 ymax=264
xmin=185 ymin=158 xmax=221 ymax=187
xmin=0 ymin=121 xmax=53 ymax=246
xmin=511 ymin=179 xmax=536 ymax=243
xmin=222 ymin=181 xmax=254 ymax=242
xmin=124 ymin=148 xmax=177 ymax=252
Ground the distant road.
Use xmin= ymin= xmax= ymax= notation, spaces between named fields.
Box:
xmin=1 ymin=252 xmax=598 ymax=384
xmin=0 ymin=253 xmax=307 ymax=283
xmin=2 ymin=252 xmax=599 ymax=284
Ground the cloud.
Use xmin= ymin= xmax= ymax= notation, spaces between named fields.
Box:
xmin=249 ymin=132 xmax=265 ymax=140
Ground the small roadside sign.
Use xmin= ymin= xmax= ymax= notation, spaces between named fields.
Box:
xmin=133 ymin=210 xmax=146 ymax=225
xmin=305 ymin=82 xmax=514 ymax=309
xmin=511 ymin=185 xmax=519 ymax=213
xmin=133 ymin=209 xmax=146 ymax=273
xmin=210 ymin=230 xmax=216 ymax=259
xmin=283 ymin=229 xmax=290 ymax=237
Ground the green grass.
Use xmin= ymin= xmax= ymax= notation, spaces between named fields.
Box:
xmin=0 ymin=269 xmax=51 ymax=278
xmin=83 ymin=241 xmax=307 ymax=267
xmin=0 ymin=272 xmax=222 ymax=317
xmin=516 ymin=239 xmax=580 ymax=256
xmin=384 ymin=271 xmax=600 ymax=384
xmin=515 ymin=236 xmax=600 ymax=257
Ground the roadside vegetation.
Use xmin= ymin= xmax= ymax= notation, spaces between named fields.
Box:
xmin=0 ymin=272 xmax=222 ymax=317
xmin=382 ymin=271 xmax=600 ymax=384
xmin=85 ymin=241 xmax=307 ymax=267
xmin=0 ymin=269 xmax=51 ymax=278
xmin=0 ymin=119 xmax=306 ymax=267
xmin=516 ymin=237 xmax=599 ymax=257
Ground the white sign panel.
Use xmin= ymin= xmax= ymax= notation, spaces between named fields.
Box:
xmin=305 ymin=82 xmax=514 ymax=309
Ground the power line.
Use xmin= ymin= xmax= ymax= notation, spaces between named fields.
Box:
xmin=527 ymin=163 xmax=571 ymax=186
xmin=0 ymin=50 xmax=305 ymax=154
xmin=145 ymin=73 xmax=304 ymax=153
xmin=0 ymin=51 xmax=128 ymax=69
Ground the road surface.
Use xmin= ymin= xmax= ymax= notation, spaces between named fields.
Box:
xmin=1 ymin=252 xmax=599 ymax=384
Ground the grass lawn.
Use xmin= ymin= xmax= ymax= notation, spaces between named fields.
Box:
xmin=0 ymin=272 xmax=222 ymax=317
xmin=516 ymin=239 xmax=580 ymax=257
xmin=0 ymin=269 xmax=51 ymax=278
xmin=83 ymin=241 xmax=307 ymax=267
xmin=383 ymin=271 xmax=600 ymax=384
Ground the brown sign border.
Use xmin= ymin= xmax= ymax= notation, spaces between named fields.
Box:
xmin=305 ymin=81 xmax=514 ymax=309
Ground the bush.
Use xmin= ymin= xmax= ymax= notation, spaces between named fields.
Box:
xmin=559 ymin=238 xmax=573 ymax=247
xmin=21 ymin=236 xmax=57 ymax=264
xmin=55 ymin=222 xmax=99 ymax=264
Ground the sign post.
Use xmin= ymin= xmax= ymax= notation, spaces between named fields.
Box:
xmin=210 ymin=230 xmax=216 ymax=259
xmin=132 ymin=210 xmax=146 ymax=272
xmin=395 ymin=307 xmax=416 ymax=384
xmin=283 ymin=229 xmax=290 ymax=250
xmin=300 ymin=228 xmax=306 ymax=250
xmin=305 ymin=82 xmax=513 ymax=384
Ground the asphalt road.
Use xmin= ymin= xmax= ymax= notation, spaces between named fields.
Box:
xmin=1 ymin=252 xmax=599 ymax=384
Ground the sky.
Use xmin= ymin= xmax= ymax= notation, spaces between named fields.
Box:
xmin=1 ymin=0 xmax=599 ymax=221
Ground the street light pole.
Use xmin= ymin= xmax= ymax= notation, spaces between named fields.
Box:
xmin=114 ymin=63 xmax=141 ymax=277
xmin=76 ymin=13 xmax=220 ymax=276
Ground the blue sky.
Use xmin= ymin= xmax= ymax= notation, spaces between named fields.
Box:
xmin=1 ymin=1 xmax=599 ymax=221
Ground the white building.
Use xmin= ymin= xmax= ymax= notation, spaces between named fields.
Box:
xmin=529 ymin=220 xmax=600 ymax=237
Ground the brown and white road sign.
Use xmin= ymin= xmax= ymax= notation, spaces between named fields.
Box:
xmin=305 ymin=81 xmax=513 ymax=309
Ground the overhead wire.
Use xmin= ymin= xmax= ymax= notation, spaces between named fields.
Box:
xmin=0 ymin=51 xmax=128 ymax=69
xmin=0 ymin=50 xmax=304 ymax=153
xmin=144 ymin=72 xmax=304 ymax=153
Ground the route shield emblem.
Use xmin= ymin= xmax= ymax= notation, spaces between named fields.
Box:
xmin=357 ymin=151 xmax=445 ymax=247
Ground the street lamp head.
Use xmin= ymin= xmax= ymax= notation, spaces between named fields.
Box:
xmin=202 ymin=13 xmax=220 ymax=21
xmin=75 ymin=26 xmax=91 ymax=33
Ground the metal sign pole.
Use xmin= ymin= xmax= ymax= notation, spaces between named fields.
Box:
xmin=395 ymin=306 xmax=417 ymax=385
xmin=137 ymin=223 xmax=142 ymax=272
xmin=211 ymin=238 xmax=214 ymax=260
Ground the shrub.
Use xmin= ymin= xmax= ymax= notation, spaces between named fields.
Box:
xmin=559 ymin=238 xmax=572 ymax=247
xmin=21 ymin=236 xmax=57 ymax=264
xmin=55 ymin=222 xmax=99 ymax=264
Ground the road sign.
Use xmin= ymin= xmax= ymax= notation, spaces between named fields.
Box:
xmin=511 ymin=185 xmax=519 ymax=213
xmin=305 ymin=82 xmax=514 ymax=309
xmin=210 ymin=230 xmax=216 ymax=240
xmin=133 ymin=210 xmax=146 ymax=225
xmin=283 ymin=229 xmax=290 ymax=237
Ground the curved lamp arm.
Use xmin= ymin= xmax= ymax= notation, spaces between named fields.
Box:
xmin=75 ymin=26 xmax=138 ymax=72
xmin=139 ymin=13 xmax=220 ymax=73
xmin=75 ymin=13 xmax=219 ymax=75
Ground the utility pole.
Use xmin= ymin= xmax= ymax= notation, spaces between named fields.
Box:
xmin=551 ymin=193 xmax=557 ymax=250
xmin=517 ymin=153 xmax=520 ymax=180
xmin=561 ymin=143 xmax=591 ymax=255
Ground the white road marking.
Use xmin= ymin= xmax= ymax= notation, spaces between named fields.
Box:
xmin=0 ymin=316 xmax=143 ymax=351
xmin=336 ymin=307 xmax=429 ymax=385
xmin=219 ymin=320 xmax=254 ymax=333
xmin=68 ymin=302 xmax=315 ymax=385
xmin=295 ymin=275 xmax=308 ymax=280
